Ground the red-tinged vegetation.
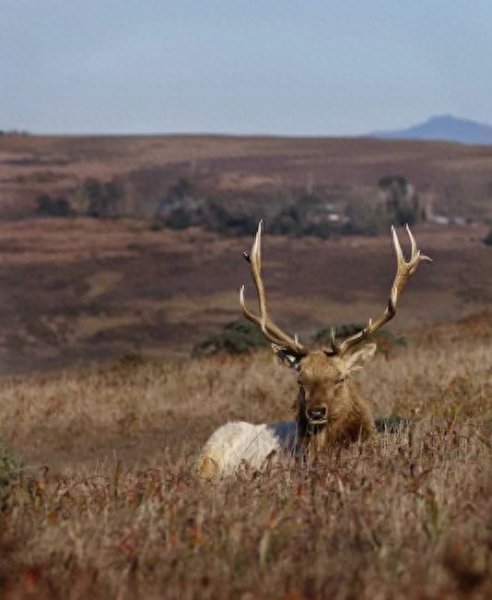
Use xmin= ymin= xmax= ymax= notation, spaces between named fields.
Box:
xmin=0 ymin=318 xmax=491 ymax=598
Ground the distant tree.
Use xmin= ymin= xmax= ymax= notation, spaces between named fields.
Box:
xmin=343 ymin=199 xmax=392 ymax=236
xmin=270 ymin=192 xmax=343 ymax=239
xmin=378 ymin=175 xmax=408 ymax=192
xmin=314 ymin=323 xmax=406 ymax=358
xmin=35 ymin=194 xmax=74 ymax=217
xmin=167 ymin=207 xmax=193 ymax=230
xmin=1 ymin=438 xmax=22 ymax=491
xmin=377 ymin=175 xmax=422 ymax=226
xmin=192 ymin=320 xmax=269 ymax=357
xmin=154 ymin=177 xmax=199 ymax=228
xmin=200 ymin=198 xmax=258 ymax=236
xmin=171 ymin=177 xmax=194 ymax=199
xmin=83 ymin=177 xmax=123 ymax=218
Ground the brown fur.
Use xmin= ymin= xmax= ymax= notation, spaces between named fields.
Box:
xmin=288 ymin=347 xmax=376 ymax=458
xmin=237 ymin=221 xmax=429 ymax=464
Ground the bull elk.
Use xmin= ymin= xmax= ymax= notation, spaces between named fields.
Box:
xmin=196 ymin=222 xmax=431 ymax=479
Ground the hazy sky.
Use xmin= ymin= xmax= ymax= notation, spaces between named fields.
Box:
xmin=2 ymin=0 xmax=492 ymax=135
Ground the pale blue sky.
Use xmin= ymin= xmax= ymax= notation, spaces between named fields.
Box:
xmin=2 ymin=0 xmax=492 ymax=135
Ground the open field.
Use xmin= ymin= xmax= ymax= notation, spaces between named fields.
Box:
xmin=0 ymin=319 xmax=491 ymax=598
xmin=0 ymin=134 xmax=491 ymax=597
xmin=0 ymin=218 xmax=491 ymax=373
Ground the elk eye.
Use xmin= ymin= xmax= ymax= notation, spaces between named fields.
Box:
xmin=336 ymin=376 xmax=345 ymax=385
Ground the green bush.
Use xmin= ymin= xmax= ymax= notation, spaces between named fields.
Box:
xmin=343 ymin=201 xmax=393 ymax=236
xmin=199 ymin=198 xmax=259 ymax=236
xmin=193 ymin=321 xmax=407 ymax=359
xmin=483 ymin=230 xmax=492 ymax=246
xmin=166 ymin=207 xmax=194 ymax=230
xmin=169 ymin=177 xmax=194 ymax=199
xmin=314 ymin=323 xmax=365 ymax=344
xmin=374 ymin=416 xmax=415 ymax=433
xmin=270 ymin=193 xmax=342 ymax=239
xmin=35 ymin=194 xmax=74 ymax=217
xmin=0 ymin=439 xmax=22 ymax=491
xmin=313 ymin=323 xmax=406 ymax=356
xmin=84 ymin=178 xmax=123 ymax=218
xmin=192 ymin=320 xmax=269 ymax=357
xmin=378 ymin=175 xmax=408 ymax=191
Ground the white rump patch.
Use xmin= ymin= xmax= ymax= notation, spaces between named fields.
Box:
xmin=197 ymin=421 xmax=298 ymax=478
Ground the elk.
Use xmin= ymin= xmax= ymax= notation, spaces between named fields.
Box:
xmin=196 ymin=222 xmax=431 ymax=479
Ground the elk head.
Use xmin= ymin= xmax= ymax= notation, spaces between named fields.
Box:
xmin=240 ymin=221 xmax=431 ymax=446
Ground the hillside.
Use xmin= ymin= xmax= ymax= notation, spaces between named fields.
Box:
xmin=0 ymin=320 xmax=491 ymax=597
xmin=371 ymin=114 xmax=492 ymax=145
xmin=0 ymin=134 xmax=491 ymax=598
xmin=0 ymin=134 xmax=491 ymax=373
xmin=1 ymin=134 xmax=492 ymax=221
xmin=0 ymin=218 xmax=490 ymax=373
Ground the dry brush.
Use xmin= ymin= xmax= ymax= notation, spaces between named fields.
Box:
xmin=0 ymin=331 xmax=491 ymax=598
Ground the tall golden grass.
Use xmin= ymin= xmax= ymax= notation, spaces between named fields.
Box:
xmin=0 ymin=331 xmax=491 ymax=598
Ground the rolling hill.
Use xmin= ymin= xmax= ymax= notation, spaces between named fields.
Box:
xmin=0 ymin=134 xmax=491 ymax=372
xmin=371 ymin=114 xmax=492 ymax=145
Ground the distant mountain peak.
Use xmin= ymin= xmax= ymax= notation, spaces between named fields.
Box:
xmin=370 ymin=114 xmax=492 ymax=145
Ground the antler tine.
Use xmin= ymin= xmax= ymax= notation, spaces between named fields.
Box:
xmin=239 ymin=221 xmax=305 ymax=355
xmin=405 ymin=224 xmax=432 ymax=269
xmin=335 ymin=225 xmax=431 ymax=356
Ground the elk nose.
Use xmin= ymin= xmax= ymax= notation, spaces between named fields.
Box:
xmin=307 ymin=406 xmax=327 ymax=422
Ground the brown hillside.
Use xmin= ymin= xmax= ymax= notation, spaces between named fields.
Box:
xmin=0 ymin=217 xmax=489 ymax=373
xmin=1 ymin=134 xmax=492 ymax=218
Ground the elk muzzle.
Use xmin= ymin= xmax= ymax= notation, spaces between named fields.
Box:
xmin=306 ymin=405 xmax=328 ymax=425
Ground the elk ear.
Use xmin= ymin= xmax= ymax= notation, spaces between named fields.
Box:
xmin=343 ymin=343 xmax=377 ymax=376
xmin=271 ymin=344 xmax=303 ymax=371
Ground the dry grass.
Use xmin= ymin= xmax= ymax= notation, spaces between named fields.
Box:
xmin=0 ymin=326 xmax=491 ymax=598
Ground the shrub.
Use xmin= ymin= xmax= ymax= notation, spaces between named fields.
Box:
xmin=192 ymin=320 xmax=269 ymax=357
xmin=0 ymin=439 xmax=22 ymax=492
xmin=84 ymin=178 xmax=123 ymax=218
xmin=149 ymin=220 xmax=163 ymax=231
xmin=166 ymin=207 xmax=194 ymax=230
xmin=314 ymin=323 xmax=366 ymax=344
xmin=378 ymin=175 xmax=408 ymax=192
xmin=374 ymin=416 xmax=415 ymax=433
xmin=154 ymin=178 xmax=199 ymax=230
xmin=169 ymin=177 xmax=194 ymax=199
xmin=35 ymin=194 xmax=74 ymax=217
xmin=199 ymin=198 xmax=259 ymax=236
xmin=377 ymin=175 xmax=423 ymax=227
xmin=270 ymin=193 xmax=343 ymax=239
xmin=313 ymin=323 xmax=406 ymax=357
xmin=483 ymin=230 xmax=492 ymax=246
xmin=62 ymin=177 xmax=124 ymax=218
xmin=343 ymin=201 xmax=393 ymax=236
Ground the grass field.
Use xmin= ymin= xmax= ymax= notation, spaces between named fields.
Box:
xmin=1 ymin=320 xmax=491 ymax=598
xmin=0 ymin=134 xmax=491 ymax=597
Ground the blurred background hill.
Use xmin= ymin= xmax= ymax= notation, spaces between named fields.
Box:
xmin=371 ymin=114 xmax=492 ymax=144
xmin=0 ymin=133 xmax=491 ymax=373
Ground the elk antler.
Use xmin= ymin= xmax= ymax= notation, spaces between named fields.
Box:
xmin=334 ymin=225 xmax=432 ymax=356
xmin=240 ymin=221 xmax=306 ymax=355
